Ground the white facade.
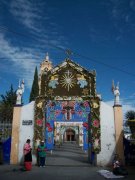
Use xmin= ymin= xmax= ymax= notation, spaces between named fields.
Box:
xmin=97 ymin=101 xmax=116 ymax=166
xmin=18 ymin=101 xmax=35 ymax=164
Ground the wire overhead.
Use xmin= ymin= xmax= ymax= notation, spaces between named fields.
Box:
xmin=0 ymin=25 xmax=135 ymax=77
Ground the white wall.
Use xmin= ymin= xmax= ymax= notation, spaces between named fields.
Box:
xmin=18 ymin=101 xmax=35 ymax=164
xmin=97 ymin=101 xmax=116 ymax=166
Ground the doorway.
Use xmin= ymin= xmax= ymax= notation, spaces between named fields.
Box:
xmin=65 ymin=128 xmax=75 ymax=142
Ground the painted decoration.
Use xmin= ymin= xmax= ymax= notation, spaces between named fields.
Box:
xmin=45 ymin=100 xmax=90 ymax=150
xmin=34 ymin=59 xmax=100 ymax=154
xmin=60 ymin=70 xmax=76 ymax=91
xmin=46 ymin=120 xmax=54 ymax=150
xmin=77 ymin=74 xmax=88 ymax=88
xmin=46 ymin=100 xmax=90 ymax=122
xmin=90 ymin=98 xmax=101 ymax=153
xmin=48 ymin=75 xmax=59 ymax=88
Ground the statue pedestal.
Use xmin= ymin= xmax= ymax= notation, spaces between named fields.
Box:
xmin=10 ymin=106 xmax=22 ymax=164
xmin=113 ymin=105 xmax=124 ymax=164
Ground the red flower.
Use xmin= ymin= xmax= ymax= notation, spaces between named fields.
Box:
xmin=93 ymin=120 xmax=100 ymax=128
xmin=83 ymin=101 xmax=89 ymax=107
xmin=48 ymin=127 xmax=53 ymax=132
xmin=46 ymin=122 xmax=50 ymax=128
xmin=83 ymin=122 xmax=88 ymax=130
xmin=83 ymin=122 xmax=88 ymax=128
xmin=36 ymin=119 xmax=42 ymax=126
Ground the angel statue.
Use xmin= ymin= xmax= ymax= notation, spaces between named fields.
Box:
xmin=112 ymin=80 xmax=120 ymax=105
xmin=16 ymin=79 xmax=25 ymax=105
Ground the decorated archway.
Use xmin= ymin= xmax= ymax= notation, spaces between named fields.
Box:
xmin=34 ymin=59 xmax=100 ymax=162
xmin=45 ymin=100 xmax=90 ymax=150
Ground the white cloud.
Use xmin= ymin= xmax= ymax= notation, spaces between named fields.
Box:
xmin=0 ymin=33 xmax=38 ymax=88
xmin=8 ymin=0 xmax=69 ymax=52
xmin=0 ymin=0 xmax=69 ymax=90
xmin=10 ymin=0 xmax=43 ymax=33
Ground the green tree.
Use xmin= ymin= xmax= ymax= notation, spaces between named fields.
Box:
xmin=125 ymin=110 xmax=135 ymax=120
xmin=29 ymin=66 xmax=39 ymax=102
xmin=0 ymin=85 xmax=16 ymax=123
xmin=125 ymin=110 xmax=135 ymax=139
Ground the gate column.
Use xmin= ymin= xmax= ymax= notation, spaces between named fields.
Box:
xmin=10 ymin=106 xmax=22 ymax=164
xmin=113 ymin=105 xmax=124 ymax=164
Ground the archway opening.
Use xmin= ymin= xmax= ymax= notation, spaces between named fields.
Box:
xmin=64 ymin=128 xmax=76 ymax=142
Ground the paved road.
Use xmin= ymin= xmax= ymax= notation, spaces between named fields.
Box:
xmin=0 ymin=142 xmax=135 ymax=180
xmin=46 ymin=142 xmax=89 ymax=166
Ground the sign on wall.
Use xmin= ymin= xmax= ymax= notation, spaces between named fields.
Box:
xmin=22 ymin=120 xmax=33 ymax=125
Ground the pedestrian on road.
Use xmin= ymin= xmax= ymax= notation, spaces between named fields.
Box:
xmin=37 ymin=140 xmax=47 ymax=167
xmin=23 ymin=139 xmax=32 ymax=171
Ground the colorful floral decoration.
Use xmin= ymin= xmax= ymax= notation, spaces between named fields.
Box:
xmin=36 ymin=119 xmax=43 ymax=126
xmin=82 ymin=88 xmax=89 ymax=96
xmin=46 ymin=122 xmax=53 ymax=132
xmin=83 ymin=101 xmax=89 ymax=107
xmin=33 ymin=59 xmax=101 ymax=156
xmin=34 ymin=97 xmax=45 ymax=151
xmin=93 ymin=119 xmax=100 ymax=128
xmin=48 ymin=75 xmax=59 ymax=88
xmin=90 ymin=97 xmax=101 ymax=153
xmin=77 ymin=74 xmax=88 ymax=88
xmin=60 ymin=70 xmax=76 ymax=91
xmin=83 ymin=122 xmax=88 ymax=130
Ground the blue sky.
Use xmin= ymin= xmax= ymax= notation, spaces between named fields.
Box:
xmin=0 ymin=0 xmax=135 ymax=115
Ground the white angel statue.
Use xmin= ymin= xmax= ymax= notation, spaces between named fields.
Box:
xmin=112 ymin=80 xmax=120 ymax=105
xmin=16 ymin=80 xmax=25 ymax=105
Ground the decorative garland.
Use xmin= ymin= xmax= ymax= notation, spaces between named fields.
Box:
xmin=90 ymin=97 xmax=101 ymax=153
xmin=33 ymin=97 xmax=100 ymax=154
xmin=33 ymin=96 xmax=45 ymax=150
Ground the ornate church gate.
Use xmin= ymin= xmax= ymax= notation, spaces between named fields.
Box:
xmin=45 ymin=100 xmax=90 ymax=151
xmin=34 ymin=59 xmax=100 ymax=163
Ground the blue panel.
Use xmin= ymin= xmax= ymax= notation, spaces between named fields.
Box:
xmin=46 ymin=100 xmax=90 ymax=122
xmin=3 ymin=137 xmax=11 ymax=164
xmin=45 ymin=121 xmax=54 ymax=150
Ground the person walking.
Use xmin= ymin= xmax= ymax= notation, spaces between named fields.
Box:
xmin=23 ymin=139 xmax=32 ymax=171
xmin=37 ymin=140 xmax=47 ymax=167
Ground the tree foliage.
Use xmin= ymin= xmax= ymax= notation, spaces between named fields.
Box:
xmin=0 ymin=85 xmax=16 ymax=123
xmin=29 ymin=66 xmax=39 ymax=102
xmin=125 ymin=110 xmax=135 ymax=120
